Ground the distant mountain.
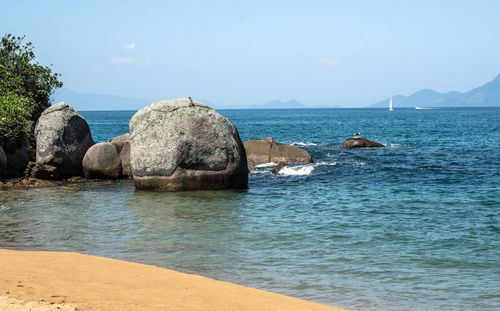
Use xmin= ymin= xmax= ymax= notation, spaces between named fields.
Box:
xmin=51 ymin=88 xmax=151 ymax=111
xmin=371 ymin=74 xmax=500 ymax=108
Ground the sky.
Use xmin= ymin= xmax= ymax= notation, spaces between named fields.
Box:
xmin=2 ymin=0 xmax=500 ymax=108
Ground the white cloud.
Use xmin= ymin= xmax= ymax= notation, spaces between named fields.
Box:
xmin=111 ymin=57 xmax=135 ymax=64
xmin=319 ymin=58 xmax=340 ymax=66
xmin=124 ymin=42 xmax=136 ymax=50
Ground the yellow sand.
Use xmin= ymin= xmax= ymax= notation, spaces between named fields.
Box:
xmin=0 ymin=249 xmax=347 ymax=311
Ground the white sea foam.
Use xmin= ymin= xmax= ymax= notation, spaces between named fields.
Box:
xmin=278 ymin=165 xmax=314 ymax=176
xmin=255 ymin=162 xmax=278 ymax=168
xmin=314 ymin=161 xmax=337 ymax=166
xmin=290 ymin=142 xmax=318 ymax=146
xmin=0 ymin=205 xmax=11 ymax=213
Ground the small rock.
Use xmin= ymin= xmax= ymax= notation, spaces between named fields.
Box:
xmin=110 ymin=133 xmax=130 ymax=143
xmin=82 ymin=143 xmax=121 ymax=179
xmin=270 ymin=161 xmax=287 ymax=174
xmin=341 ymin=136 xmax=385 ymax=148
xmin=109 ymin=134 xmax=131 ymax=177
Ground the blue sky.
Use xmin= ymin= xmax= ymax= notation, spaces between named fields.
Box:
xmin=2 ymin=0 xmax=500 ymax=108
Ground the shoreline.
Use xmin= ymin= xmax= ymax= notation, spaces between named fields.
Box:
xmin=0 ymin=249 xmax=347 ymax=311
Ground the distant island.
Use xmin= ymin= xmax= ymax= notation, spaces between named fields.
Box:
xmin=371 ymin=73 xmax=500 ymax=108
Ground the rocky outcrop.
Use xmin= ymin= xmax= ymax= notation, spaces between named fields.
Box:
xmin=341 ymin=136 xmax=385 ymax=148
xmin=24 ymin=162 xmax=60 ymax=180
xmin=110 ymin=133 xmax=131 ymax=177
xmin=270 ymin=161 xmax=287 ymax=174
xmin=82 ymin=143 xmax=122 ymax=179
xmin=0 ymin=145 xmax=7 ymax=177
xmin=34 ymin=102 xmax=95 ymax=177
xmin=129 ymin=98 xmax=248 ymax=191
xmin=244 ymin=137 xmax=313 ymax=170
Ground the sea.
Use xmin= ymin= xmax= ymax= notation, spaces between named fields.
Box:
xmin=1 ymin=107 xmax=499 ymax=311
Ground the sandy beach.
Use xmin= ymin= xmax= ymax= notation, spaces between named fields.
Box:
xmin=0 ymin=249 xmax=347 ymax=311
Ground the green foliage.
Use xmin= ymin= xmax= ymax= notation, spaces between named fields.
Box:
xmin=0 ymin=34 xmax=62 ymax=152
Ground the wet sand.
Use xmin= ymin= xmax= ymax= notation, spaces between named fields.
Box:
xmin=0 ymin=249 xmax=347 ymax=311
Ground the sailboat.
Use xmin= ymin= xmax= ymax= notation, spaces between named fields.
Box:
xmin=389 ymin=97 xmax=393 ymax=111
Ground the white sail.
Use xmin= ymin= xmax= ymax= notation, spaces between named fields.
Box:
xmin=389 ymin=97 xmax=393 ymax=111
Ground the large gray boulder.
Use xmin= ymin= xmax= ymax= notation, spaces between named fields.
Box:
xmin=341 ymin=136 xmax=385 ymax=148
xmin=244 ymin=137 xmax=313 ymax=170
xmin=0 ymin=145 xmax=7 ymax=177
xmin=82 ymin=142 xmax=121 ymax=179
xmin=129 ymin=98 xmax=248 ymax=191
xmin=34 ymin=102 xmax=95 ymax=177
xmin=110 ymin=133 xmax=131 ymax=177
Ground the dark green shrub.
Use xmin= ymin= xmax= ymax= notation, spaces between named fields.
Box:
xmin=0 ymin=34 xmax=62 ymax=152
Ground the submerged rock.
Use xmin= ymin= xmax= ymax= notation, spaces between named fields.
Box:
xmin=244 ymin=137 xmax=313 ymax=171
xmin=0 ymin=177 xmax=62 ymax=190
xmin=34 ymin=102 xmax=95 ymax=177
xmin=83 ymin=142 xmax=122 ymax=179
xmin=129 ymin=98 xmax=248 ymax=191
xmin=341 ymin=136 xmax=385 ymax=148
xmin=270 ymin=161 xmax=287 ymax=174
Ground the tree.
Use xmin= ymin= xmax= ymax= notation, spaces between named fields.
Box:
xmin=0 ymin=34 xmax=62 ymax=152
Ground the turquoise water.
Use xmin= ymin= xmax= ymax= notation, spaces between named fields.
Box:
xmin=1 ymin=108 xmax=499 ymax=310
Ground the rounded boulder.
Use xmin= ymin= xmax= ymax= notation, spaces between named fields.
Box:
xmin=82 ymin=142 xmax=121 ymax=179
xmin=129 ymin=98 xmax=248 ymax=191
xmin=35 ymin=102 xmax=95 ymax=177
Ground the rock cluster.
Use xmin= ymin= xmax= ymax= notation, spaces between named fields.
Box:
xmin=7 ymin=99 xmax=396 ymax=193
xmin=129 ymin=98 xmax=248 ymax=191
xmin=244 ymin=137 xmax=313 ymax=171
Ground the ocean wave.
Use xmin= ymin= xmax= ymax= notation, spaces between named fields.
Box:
xmin=0 ymin=205 xmax=11 ymax=213
xmin=290 ymin=142 xmax=318 ymax=146
xmin=278 ymin=165 xmax=315 ymax=176
xmin=255 ymin=162 xmax=278 ymax=168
